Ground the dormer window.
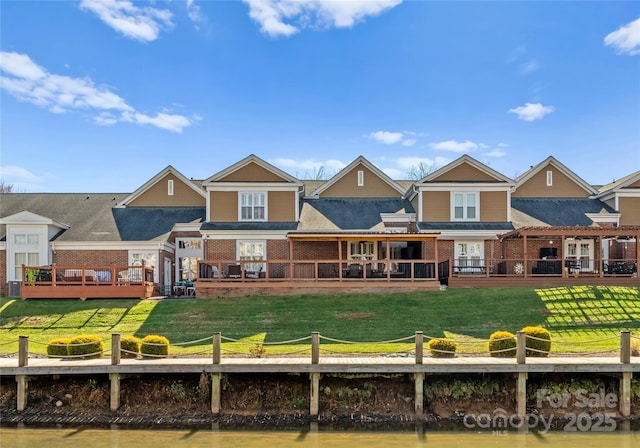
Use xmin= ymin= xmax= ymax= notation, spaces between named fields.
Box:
xmin=546 ymin=170 xmax=553 ymax=187
xmin=168 ymin=179 xmax=174 ymax=196
xmin=240 ymin=192 xmax=266 ymax=221
xmin=452 ymin=192 xmax=478 ymax=221
xmin=357 ymin=170 xmax=364 ymax=186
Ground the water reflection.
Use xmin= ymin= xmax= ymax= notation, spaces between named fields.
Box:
xmin=1 ymin=426 xmax=639 ymax=448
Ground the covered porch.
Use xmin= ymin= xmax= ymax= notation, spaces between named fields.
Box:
xmin=196 ymin=232 xmax=442 ymax=297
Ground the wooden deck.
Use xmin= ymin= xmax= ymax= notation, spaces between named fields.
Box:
xmin=449 ymin=276 xmax=640 ymax=288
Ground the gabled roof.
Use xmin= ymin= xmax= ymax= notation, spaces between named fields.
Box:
xmin=203 ymin=154 xmax=302 ymax=185
xmin=308 ymin=156 xmax=406 ymax=197
xmin=116 ymin=165 xmax=205 ymax=207
xmin=514 ymin=156 xmax=597 ymax=195
xmin=298 ymin=198 xmax=414 ymax=231
xmin=511 ymin=198 xmax=617 ymax=227
xmin=0 ymin=210 xmax=69 ymax=230
xmin=596 ymin=170 xmax=640 ymax=195
xmin=1 ymin=193 xmax=126 ymax=241
xmin=416 ymin=154 xmax=514 ymax=185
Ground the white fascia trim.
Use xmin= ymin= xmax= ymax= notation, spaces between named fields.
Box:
xmin=172 ymin=223 xmax=204 ymax=233
xmin=202 ymin=231 xmax=289 ymax=240
xmin=50 ymin=241 xmax=174 ymax=253
xmin=0 ymin=242 xmax=6 ymax=251
xmin=433 ymin=230 xmax=501 ymax=240
xmin=380 ymin=213 xmax=416 ymax=223
xmin=417 ymin=184 xmax=512 ymax=192
xmin=585 ymin=212 xmax=621 ymax=224
xmin=207 ymin=183 xmax=300 ymax=191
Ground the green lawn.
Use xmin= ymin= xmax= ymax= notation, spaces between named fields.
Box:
xmin=1 ymin=286 xmax=638 ymax=356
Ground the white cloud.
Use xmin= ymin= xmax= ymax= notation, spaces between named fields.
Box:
xmin=604 ymin=18 xmax=640 ymax=56
xmin=369 ymin=130 xmax=403 ymax=144
xmin=401 ymin=139 xmax=416 ymax=147
xmin=186 ymin=0 xmax=205 ymax=24
xmin=79 ymin=0 xmax=173 ymax=42
xmin=0 ymin=165 xmax=51 ymax=191
xmin=273 ymin=157 xmax=347 ymax=177
xmin=429 ymin=140 xmax=478 ymax=153
xmin=242 ymin=0 xmax=402 ymax=37
xmin=508 ymin=102 xmax=555 ymax=121
xmin=369 ymin=130 xmax=418 ymax=146
xmin=0 ymin=51 xmax=196 ymax=133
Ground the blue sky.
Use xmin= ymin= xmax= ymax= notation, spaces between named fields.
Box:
xmin=1 ymin=1 xmax=639 ymax=192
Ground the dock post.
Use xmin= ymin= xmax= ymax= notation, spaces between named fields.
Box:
xmin=415 ymin=331 xmax=423 ymax=365
xmin=620 ymin=331 xmax=631 ymax=417
xmin=110 ymin=373 xmax=120 ymax=411
xmin=310 ymin=332 xmax=320 ymax=416
xmin=414 ymin=331 xmax=424 ymax=416
xmin=516 ymin=372 xmax=527 ymax=418
xmin=211 ymin=333 xmax=221 ymax=414
xmin=414 ymin=372 xmax=425 ymax=417
xmin=16 ymin=336 xmax=29 ymax=412
xmin=111 ymin=334 xmax=121 ymax=365
xmin=516 ymin=331 xmax=527 ymax=417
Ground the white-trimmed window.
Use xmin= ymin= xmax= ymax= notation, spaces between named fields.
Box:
xmin=357 ymin=170 xmax=364 ymax=186
xmin=455 ymin=242 xmax=483 ymax=270
xmin=546 ymin=170 xmax=553 ymax=187
xmin=13 ymin=233 xmax=40 ymax=280
xmin=452 ymin=192 xmax=478 ymax=221
xmin=238 ymin=240 xmax=266 ymax=273
xmin=168 ymin=179 xmax=174 ymax=196
xmin=348 ymin=241 xmax=377 ymax=260
xmin=565 ymin=239 xmax=594 ymax=272
xmin=176 ymin=238 xmax=203 ymax=281
xmin=240 ymin=192 xmax=266 ymax=221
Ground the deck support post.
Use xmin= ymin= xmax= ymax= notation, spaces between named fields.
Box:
xmin=516 ymin=372 xmax=527 ymax=418
xmin=110 ymin=373 xmax=120 ymax=411
xmin=414 ymin=372 xmax=424 ymax=416
xmin=310 ymin=372 xmax=320 ymax=417
xmin=211 ymin=372 xmax=221 ymax=414
xmin=16 ymin=376 xmax=28 ymax=412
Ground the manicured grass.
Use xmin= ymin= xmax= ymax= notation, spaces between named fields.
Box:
xmin=0 ymin=286 xmax=638 ymax=356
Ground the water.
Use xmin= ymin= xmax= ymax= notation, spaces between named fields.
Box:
xmin=1 ymin=427 xmax=638 ymax=448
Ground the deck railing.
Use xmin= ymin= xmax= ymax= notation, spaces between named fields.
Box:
xmin=22 ymin=264 xmax=155 ymax=286
xmin=197 ymin=259 xmax=438 ymax=283
xmin=453 ymin=258 xmax=638 ymax=278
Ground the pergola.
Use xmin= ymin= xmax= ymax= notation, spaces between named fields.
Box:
xmin=498 ymin=225 xmax=640 ymax=277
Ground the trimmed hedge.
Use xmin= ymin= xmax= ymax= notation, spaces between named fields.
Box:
xmin=428 ymin=338 xmax=458 ymax=358
xmin=140 ymin=335 xmax=170 ymax=358
xmin=488 ymin=331 xmax=516 ymax=357
xmin=521 ymin=326 xmax=551 ymax=357
xmin=47 ymin=337 xmax=71 ymax=358
xmin=121 ymin=336 xmax=141 ymax=358
xmin=68 ymin=334 xmax=104 ymax=359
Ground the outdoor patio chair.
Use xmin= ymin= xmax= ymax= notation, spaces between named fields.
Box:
xmin=227 ymin=265 xmax=242 ymax=278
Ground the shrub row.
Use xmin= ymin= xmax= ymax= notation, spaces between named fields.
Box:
xmin=426 ymin=326 xmax=552 ymax=358
xmin=489 ymin=326 xmax=551 ymax=358
xmin=47 ymin=334 xmax=170 ymax=359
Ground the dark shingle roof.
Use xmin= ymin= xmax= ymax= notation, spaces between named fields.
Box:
xmin=418 ymin=222 xmax=514 ymax=231
xmin=0 ymin=193 xmax=206 ymax=242
xmin=112 ymin=207 xmax=206 ymax=240
xmin=511 ymin=198 xmax=617 ymax=226
xmin=301 ymin=198 xmax=415 ymax=230
xmin=200 ymin=222 xmax=298 ymax=231
xmin=1 ymin=193 xmax=126 ymax=241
